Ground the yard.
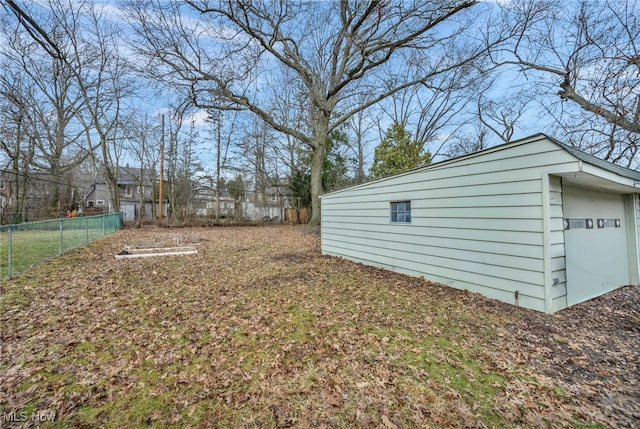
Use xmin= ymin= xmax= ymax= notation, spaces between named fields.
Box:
xmin=0 ymin=225 xmax=638 ymax=428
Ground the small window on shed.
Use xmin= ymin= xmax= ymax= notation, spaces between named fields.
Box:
xmin=390 ymin=201 xmax=411 ymax=223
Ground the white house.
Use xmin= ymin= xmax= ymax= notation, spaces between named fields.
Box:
xmin=193 ymin=185 xmax=236 ymax=217
xmin=321 ymin=134 xmax=640 ymax=313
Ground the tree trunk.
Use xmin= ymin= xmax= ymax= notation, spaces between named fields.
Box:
xmin=17 ymin=139 xmax=33 ymax=222
xmin=137 ymin=169 xmax=144 ymax=227
xmin=357 ymin=138 xmax=365 ymax=184
xmin=150 ymin=181 xmax=157 ymax=219
xmin=105 ymin=168 xmax=120 ymax=212
xmin=101 ymin=131 xmax=121 ymax=213
xmin=309 ymin=112 xmax=329 ymax=226
xmin=309 ymin=144 xmax=324 ymax=226
xmin=309 ymin=125 xmax=329 ymax=226
xmin=215 ymin=113 xmax=221 ymax=220
xmin=12 ymin=157 xmax=25 ymax=223
xmin=47 ymin=165 xmax=61 ymax=216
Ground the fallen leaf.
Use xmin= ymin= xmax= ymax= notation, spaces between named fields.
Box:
xmin=381 ymin=414 xmax=398 ymax=429
xmin=323 ymin=389 xmax=341 ymax=407
xmin=356 ymin=410 xmax=371 ymax=428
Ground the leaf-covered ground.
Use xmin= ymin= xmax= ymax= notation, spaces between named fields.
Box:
xmin=1 ymin=225 xmax=638 ymax=428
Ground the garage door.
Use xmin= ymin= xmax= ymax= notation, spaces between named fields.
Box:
xmin=563 ymin=185 xmax=630 ymax=306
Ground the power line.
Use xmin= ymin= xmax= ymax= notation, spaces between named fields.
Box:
xmin=2 ymin=0 xmax=63 ymax=59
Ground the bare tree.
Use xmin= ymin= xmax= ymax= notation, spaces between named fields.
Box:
xmin=203 ymin=106 xmax=246 ymax=219
xmin=378 ymin=64 xmax=481 ymax=161
xmin=167 ymin=114 xmax=203 ymax=221
xmin=121 ymin=110 xmax=161 ymax=226
xmin=2 ymin=0 xmax=139 ymax=214
xmin=2 ymin=11 xmax=88 ymax=216
xmin=346 ymin=100 xmax=380 ymax=184
xmin=126 ymin=0 xmax=484 ymax=224
xmin=444 ymin=125 xmax=491 ymax=158
xmin=241 ymin=115 xmax=283 ymax=211
xmin=0 ymin=71 xmax=36 ymax=222
xmin=28 ymin=55 xmax=87 ymax=215
xmin=560 ymin=111 xmax=639 ymax=168
xmin=165 ymin=107 xmax=193 ymax=221
xmin=489 ymin=0 xmax=640 ymax=167
xmin=262 ymin=66 xmax=310 ymax=179
xmin=477 ymin=87 xmax=532 ymax=143
xmin=62 ymin=1 xmax=138 ymax=212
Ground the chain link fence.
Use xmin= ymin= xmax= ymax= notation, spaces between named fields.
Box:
xmin=0 ymin=213 xmax=122 ymax=279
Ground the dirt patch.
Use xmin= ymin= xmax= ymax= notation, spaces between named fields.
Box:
xmin=508 ymin=286 xmax=640 ymax=427
xmin=269 ymin=251 xmax=317 ymax=264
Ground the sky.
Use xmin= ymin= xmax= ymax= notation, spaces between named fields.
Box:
xmin=2 ymin=0 xmax=638 ymax=178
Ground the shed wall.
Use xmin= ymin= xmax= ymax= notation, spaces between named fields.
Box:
xmin=321 ymin=138 xmax=579 ymax=313
xmin=549 ymin=176 xmax=567 ymax=312
xmin=634 ymin=193 xmax=640 ymax=283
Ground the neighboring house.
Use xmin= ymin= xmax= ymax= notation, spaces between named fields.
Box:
xmin=244 ymin=179 xmax=292 ymax=221
xmin=192 ymin=185 xmax=235 ymax=217
xmin=321 ymin=133 xmax=640 ymax=314
xmin=0 ymin=172 xmax=53 ymax=221
xmin=255 ymin=180 xmax=290 ymax=207
xmin=241 ymin=202 xmax=281 ymax=221
xmin=85 ymin=166 xmax=164 ymax=222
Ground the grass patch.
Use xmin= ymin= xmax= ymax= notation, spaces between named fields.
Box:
xmin=73 ymin=392 xmax=179 ymax=428
xmin=0 ymin=214 xmax=120 ymax=278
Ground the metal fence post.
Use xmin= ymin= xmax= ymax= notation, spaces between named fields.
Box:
xmin=86 ymin=217 xmax=89 ymax=243
xmin=7 ymin=225 xmax=13 ymax=278
xmin=59 ymin=219 xmax=63 ymax=256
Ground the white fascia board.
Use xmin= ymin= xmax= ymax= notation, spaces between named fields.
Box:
xmin=580 ymin=163 xmax=640 ymax=190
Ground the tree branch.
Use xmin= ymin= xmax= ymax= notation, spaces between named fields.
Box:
xmin=558 ymin=81 xmax=640 ymax=133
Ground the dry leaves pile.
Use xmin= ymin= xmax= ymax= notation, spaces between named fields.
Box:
xmin=1 ymin=225 xmax=638 ymax=428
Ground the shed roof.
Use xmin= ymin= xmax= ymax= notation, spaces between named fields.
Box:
xmin=546 ymin=135 xmax=640 ymax=182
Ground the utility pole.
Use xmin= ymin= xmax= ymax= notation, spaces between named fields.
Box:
xmin=159 ymin=114 xmax=164 ymax=221
xmin=216 ymin=112 xmax=221 ymax=220
xmin=207 ymin=110 xmax=222 ymax=220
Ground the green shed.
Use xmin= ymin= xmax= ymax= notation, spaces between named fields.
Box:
xmin=321 ymin=134 xmax=640 ymax=313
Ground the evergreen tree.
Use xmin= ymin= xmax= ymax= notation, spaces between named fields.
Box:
xmin=227 ymin=175 xmax=245 ymax=202
xmin=289 ymin=170 xmax=312 ymax=209
xmin=371 ymin=121 xmax=431 ymax=178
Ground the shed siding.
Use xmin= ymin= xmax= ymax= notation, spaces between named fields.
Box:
xmin=637 ymin=193 xmax=640 ymax=228
xmin=549 ymin=176 xmax=567 ymax=312
xmin=637 ymin=193 xmax=640 ymax=245
xmin=637 ymin=193 xmax=640 ymax=229
xmin=322 ymin=138 xmax=579 ymax=313
xmin=634 ymin=193 xmax=640 ymax=283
